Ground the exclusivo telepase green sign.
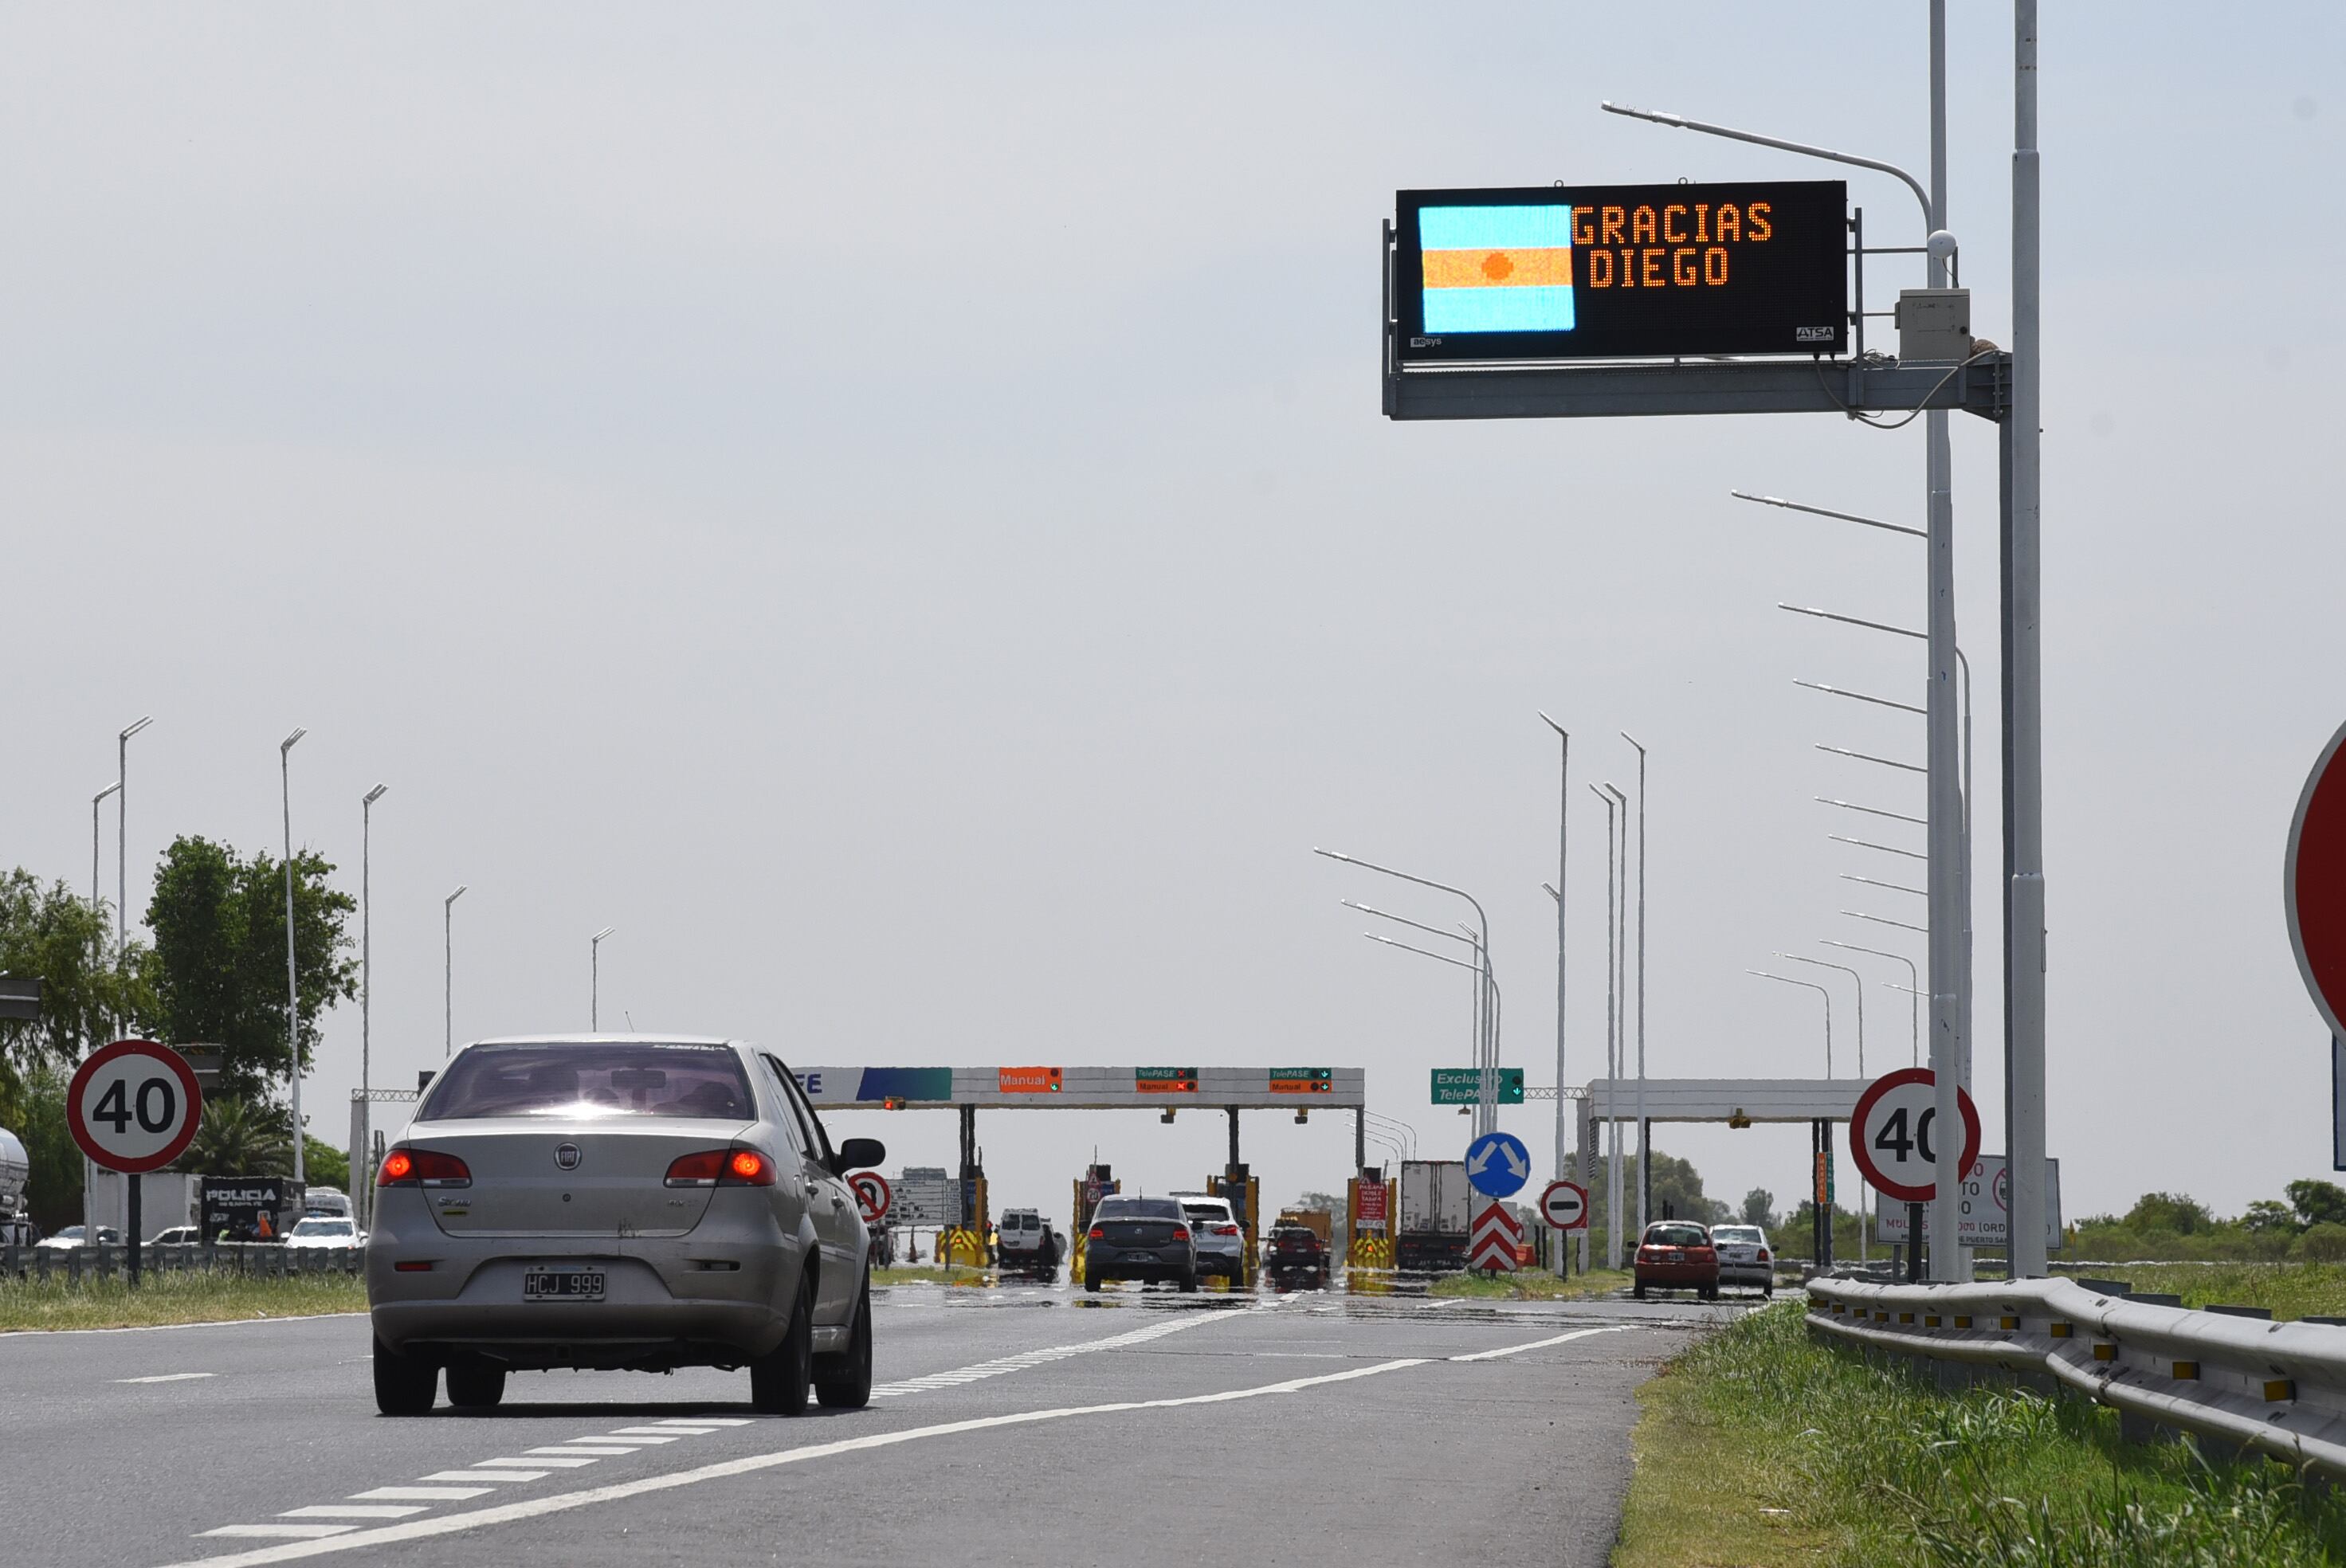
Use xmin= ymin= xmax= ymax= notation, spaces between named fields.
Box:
xmin=1430 ymin=1067 xmax=1524 ymax=1105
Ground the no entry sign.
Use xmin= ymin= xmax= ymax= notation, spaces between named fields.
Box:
xmin=849 ymin=1170 xmax=891 ymax=1225
xmin=67 ymin=1040 xmax=202 ymax=1174
xmin=1538 ymin=1180 xmax=1590 ymax=1231
xmin=2288 ymin=719 xmax=2346 ymax=1040
xmin=1849 ymin=1067 xmax=1979 ymax=1205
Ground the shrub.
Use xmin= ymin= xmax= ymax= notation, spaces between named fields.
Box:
xmin=2295 ymin=1222 xmax=2346 ymax=1262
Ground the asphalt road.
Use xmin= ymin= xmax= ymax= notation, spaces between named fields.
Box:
xmin=2 ymin=1280 xmax=1752 ymax=1568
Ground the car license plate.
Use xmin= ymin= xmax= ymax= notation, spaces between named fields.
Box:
xmin=524 ymin=1269 xmax=605 ymax=1301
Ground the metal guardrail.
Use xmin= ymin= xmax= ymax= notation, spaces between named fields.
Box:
xmin=0 ymin=1243 xmax=363 ymax=1284
xmin=1807 ymin=1276 xmax=2346 ymax=1474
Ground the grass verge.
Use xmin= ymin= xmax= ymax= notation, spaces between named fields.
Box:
xmin=2069 ymin=1262 xmax=2346 ymax=1322
xmin=1428 ymin=1268 xmax=1634 ymax=1301
xmin=0 ymin=1271 xmax=367 ymax=1332
xmin=1614 ymin=1300 xmax=2346 ymax=1567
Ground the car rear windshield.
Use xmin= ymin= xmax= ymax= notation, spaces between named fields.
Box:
xmin=1097 ymin=1198 xmax=1184 ymax=1221
xmin=1711 ymin=1226 xmax=1764 ymax=1245
xmin=423 ymin=1044 xmax=755 ymax=1121
xmin=1645 ymin=1224 xmax=1709 ymax=1246
xmin=1181 ymin=1203 xmax=1230 ymax=1221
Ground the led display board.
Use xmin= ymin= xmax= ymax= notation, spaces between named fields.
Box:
xmin=1393 ymin=181 xmax=1847 ymax=364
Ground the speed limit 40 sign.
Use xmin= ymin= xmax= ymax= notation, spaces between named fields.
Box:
xmin=1849 ymin=1067 xmax=1979 ymax=1204
xmin=67 ymin=1040 xmax=203 ymax=1174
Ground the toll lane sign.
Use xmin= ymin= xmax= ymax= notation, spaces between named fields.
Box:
xmin=1431 ymin=1067 xmax=1524 ymax=1105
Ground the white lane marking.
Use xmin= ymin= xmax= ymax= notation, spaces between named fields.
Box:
xmin=655 ymin=1417 xmax=750 ymax=1427
xmin=155 ymin=1354 xmax=1438 ymax=1567
xmin=115 ymin=1371 xmax=218 ymax=1384
xmin=0 ymin=1311 xmax=364 ymax=1341
xmin=418 ymin=1471 xmax=547 ymax=1484
xmin=477 ymin=1456 xmax=598 ymax=1469
xmin=869 ymin=1306 xmax=1244 ymax=1399
xmin=532 ymin=1445 xmax=637 ymax=1456
xmin=618 ymin=1424 xmax=720 ymax=1435
xmin=598 ymin=1429 xmax=682 ymax=1441
xmin=1447 ymin=1324 xmax=1636 ymax=1362
xmin=279 ymin=1507 xmax=425 ymax=1521
xmin=198 ymin=1526 xmax=358 ymax=1540
xmin=347 ymin=1487 xmax=494 ymax=1502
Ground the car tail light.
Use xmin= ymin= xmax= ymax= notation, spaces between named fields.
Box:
xmin=379 ymin=1147 xmax=469 ymax=1188
xmin=1213 ymin=1223 xmax=1241 ymax=1237
xmin=1757 ymin=1249 xmax=1771 ymax=1262
xmin=1088 ymin=1225 xmax=1105 ymax=1240
xmin=1171 ymin=1225 xmax=1191 ymax=1241
xmin=665 ymin=1149 xmax=777 ymax=1188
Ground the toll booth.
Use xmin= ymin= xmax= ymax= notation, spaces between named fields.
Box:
xmin=939 ymin=1104 xmax=991 ymax=1268
xmin=1347 ymin=1169 xmax=1394 ymax=1292
xmin=1070 ymin=1163 xmax=1119 ymax=1282
xmin=1209 ymin=1166 xmax=1259 ymax=1289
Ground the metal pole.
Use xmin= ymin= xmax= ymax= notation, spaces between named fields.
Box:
xmin=1622 ymin=734 xmax=1649 ymax=1239
xmin=1822 ymin=939 xmax=1920 ymax=1068
xmin=360 ymin=783 xmax=386 ymax=1228
xmin=1922 ymin=0 xmax=1964 ymax=1283
xmin=1785 ymin=954 xmax=1866 ymax=1260
xmin=2007 ymin=0 xmax=2048 ymax=1280
xmin=280 ymin=728 xmax=307 ymax=1186
xmin=591 ymin=927 xmax=615 ymax=1030
xmin=1591 ymin=785 xmax=1620 ymax=1268
xmin=444 ymin=886 xmax=468 ymax=1057
xmin=1748 ymin=971 xmax=1831 ymax=1075
xmin=1540 ymin=716 xmax=1568 ymax=1217
xmin=117 ymin=715 xmax=151 ymax=954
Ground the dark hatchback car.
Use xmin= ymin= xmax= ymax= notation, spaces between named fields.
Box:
xmin=1633 ymin=1221 xmax=1720 ymax=1300
xmin=1264 ymin=1225 xmax=1330 ymax=1290
xmin=1084 ymin=1195 xmax=1198 ymax=1292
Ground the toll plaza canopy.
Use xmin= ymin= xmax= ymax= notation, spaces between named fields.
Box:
xmin=792 ymin=1065 xmax=1365 ymax=1111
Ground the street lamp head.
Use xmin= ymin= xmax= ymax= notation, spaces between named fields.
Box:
xmin=120 ymin=715 xmax=154 ymax=742
xmin=1540 ymin=882 xmax=1559 ymax=901
xmin=1927 ymin=229 xmax=1960 ymax=262
xmin=94 ymin=781 xmax=121 ymax=804
xmin=364 ymin=783 xmax=389 ymax=806
xmin=280 ymin=727 xmax=308 ymax=753
xmin=1537 ymin=711 xmax=1567 ymax=739
xmin=1620 ymin=731 xmax=1646 ymax=754
xmin=445 ymin=885 xmax=468 ymax=908
xmin=1312 ymin=848 xmax=1353 ymax=864
xmin=593 ymin=926 xmax=616 ymax=943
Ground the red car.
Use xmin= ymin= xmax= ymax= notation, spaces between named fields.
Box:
xmin=1633 ymin=1221 xmax=1720 ymax=1300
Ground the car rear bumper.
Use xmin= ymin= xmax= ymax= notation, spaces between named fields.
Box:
xmin=1634 ymin=1264 xmax=1720 ymax=1287
xmin=1717 ymin=1264 xmax=1772 ymax=1286
xmin=1088 ymin=1247 xmax=1195 ymax=1280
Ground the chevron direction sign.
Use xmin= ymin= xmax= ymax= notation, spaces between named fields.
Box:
xmin=1469 ymin=1201 xmax=1523 ymax=1272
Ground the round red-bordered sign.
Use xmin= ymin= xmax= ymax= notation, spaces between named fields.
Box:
xmin=848 ymin=1170 xmax=891 ymax=1225
xmin=2286 ymin=717 xmax=2346 ymax=1040
xmin=66 ymin=1040 xmax=204 ymax=1174
xmin=1848 ymin=1067 xmax=1979 ymax=1204
xmin=1538 ymin=1179 xmax=1590 ymax=1230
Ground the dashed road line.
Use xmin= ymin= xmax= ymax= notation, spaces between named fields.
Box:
xmin=115 ymin=1371 xmax=218 ymax=1384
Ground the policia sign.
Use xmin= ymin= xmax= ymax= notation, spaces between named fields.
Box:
xmin=1392 ymin=181 xmax=1846 ymax=363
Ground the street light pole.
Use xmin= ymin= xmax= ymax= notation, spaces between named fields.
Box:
xmin=592 ymin=927 xmax=616 ymax=1029
xmin=1315 ymin=849 xmax=1494 ymax=1135
xmin=1539 ymin=715 xmax=1568 ymax=1219
xmin=444 ymin=886 xmax=468 ymax=1057
xmin=117 ymin=715 xmax=152 ymax=952
xmin=360 ymin=783 xmax=386 ymax=1225
xmin=280 ymin=727 xmax=308 ymax=1186
xmin=1821 ymin=939 xmax=1920 ymax=1068
xmin=1621 ymin=735 xmax=1650 ymax=1240
xmin=1748 ymin=970 xmax=1833 ymax=1077
xmin=1589 ymin=785 xmax=1622 ymax=1267
xmin=92 ymin=783 xmax=120 ymax=920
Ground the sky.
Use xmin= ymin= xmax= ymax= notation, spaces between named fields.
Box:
xmin=4 ymin=3 xmax=2344 ymax=1237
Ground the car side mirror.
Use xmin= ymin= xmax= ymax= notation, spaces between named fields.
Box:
xmin=832 ymin=1137 xmax=885 ymax=1174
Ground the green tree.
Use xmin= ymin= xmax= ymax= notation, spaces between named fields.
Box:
xmin=183 ymin=1096 xmax=292 ymax=1178
xmin=302 ymin=1135 xmax=349 ymax=1191
xmin=2298 ymin=1221 xmax=2346 ymax=1262
xmin=142 ymin=837 xmax=356 ymax=1103
xmin=1588 ymin=1150 xmax=1729 ymax=1233
xmin=2123 ymin=1191 xmax=2213 ymax=1236
xmin=2289 ymin=1179 xmax=2346 ymax=1231
xmin=16 ymin=1068 xmax=85 ymax=1232
xmin=1740 ymin=1188 xmax=1777 ymax=1229
xmin=0 ymin=868 xmax=155 ymax=1128
xmin=2241 ymin=1198 xmax=2300 ymax=1237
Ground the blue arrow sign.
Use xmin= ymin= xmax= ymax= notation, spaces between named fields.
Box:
xmin=1464 ymin=1131 xmax=1532 ymax=1198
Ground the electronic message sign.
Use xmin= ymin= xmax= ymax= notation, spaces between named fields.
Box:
xmin=1393 ymin=181 xmax=1847 ymax=364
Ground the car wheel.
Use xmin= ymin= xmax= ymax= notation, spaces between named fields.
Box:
xmin=1633 ymin=1281 xmax=1647 ymax=1301
xmin=751 ymin=1272 xmax=815 ymax=1416
xmin=1179 ymin=1268 xmax=1198 ymax=1294
xmin=1084 ymin=1264 xmax=1101 ymax=1292
xmin=815 ymin=1272 xmax=873 ymax=1410
xmin=372 ymin=1336 xmax=437 ymax=1417
xmin=445 ymin=1362 xmax=505 ymax=1409
xmin=1763 ymin=1283 xmax=1775 ymax=1298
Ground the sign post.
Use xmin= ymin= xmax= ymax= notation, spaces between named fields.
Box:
xmin=66 ymin=1041 xmax=202 ymax=1288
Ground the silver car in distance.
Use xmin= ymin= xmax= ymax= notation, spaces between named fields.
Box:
xmin=367 ymin=1036 xmax=883 ymax=1417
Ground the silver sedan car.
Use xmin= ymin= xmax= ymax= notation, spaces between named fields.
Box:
xmin=367 ymin=1036 xmax=883 ymax=1417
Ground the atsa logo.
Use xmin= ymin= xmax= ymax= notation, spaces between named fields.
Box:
xmin=1795 ymin=325 xmax=1837 ymax=342
xmin=553 ymin=1143 xmax=583 ymax=1170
